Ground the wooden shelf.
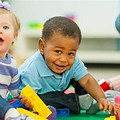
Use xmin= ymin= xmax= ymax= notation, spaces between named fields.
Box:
xmin=77 ymin=51 xmax=120 ymax=64
xmin=23 ymin=29 xmax=120 ymax=64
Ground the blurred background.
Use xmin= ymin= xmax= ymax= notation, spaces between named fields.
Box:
xmin=8 ymin=0 xmax=120 ymax=80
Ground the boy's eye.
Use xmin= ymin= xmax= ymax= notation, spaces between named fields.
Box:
xmin=55 ymin=50 xmax=61 ymax=54
xmin=3 ymin=26 xmax=9 ymax=29
xmin=68 ymin=52 xmax=75 ymax=56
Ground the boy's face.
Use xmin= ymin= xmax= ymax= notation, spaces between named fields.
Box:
xmin=40 ymin=32 xmax=79 ymax=74
xmin=0 ymin=13 xmax=17 ymax=58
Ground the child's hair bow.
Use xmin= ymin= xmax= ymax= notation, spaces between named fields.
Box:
xmin=0 ymin=1 xmax=10 ymax=10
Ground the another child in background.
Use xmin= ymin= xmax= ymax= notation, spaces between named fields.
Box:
xmin=102 ymin=12 xmax=120 ymax=103
xmin=86 ymin=15 xmax=120 ymax=115
xmin=70 ymin=77 xmax=120 ymax=114
xmin=0 ymin=2 xmax=34 ymax=120
xmin=86 ymin=77 xmax=120 ymax=115
xmin=19 ymin=16 xmax=115 ymax=115
xmin=106 ymin=76 xmax=120 ymax=91
xmin=115 ymin=13 xmax=120 ymax=33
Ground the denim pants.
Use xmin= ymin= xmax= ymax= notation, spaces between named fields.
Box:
xmin=0 ymin=95 xmax=13 ymax=120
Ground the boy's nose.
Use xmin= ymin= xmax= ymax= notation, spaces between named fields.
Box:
xmin=59 ymin=55 xmax=68 ymax=62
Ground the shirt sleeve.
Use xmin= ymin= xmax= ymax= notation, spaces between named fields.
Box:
xmin=73 ymin=56 xmax=88 ymax=81
xmin=7 ymin=58 xmax=21 ymax=97
xmin=19 ymin=62 xmax=42 ymax=94
xmin=8 ymin=70 xmax=21 ymax=97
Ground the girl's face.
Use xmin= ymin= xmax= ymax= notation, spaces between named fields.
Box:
xmin=40 ymin=32 xmax=79 ymax=74
xmin=0 ymin=13 xmax=17 ymax=58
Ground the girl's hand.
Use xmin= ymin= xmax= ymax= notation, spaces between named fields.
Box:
xmin=98 ymin=98 xmax=116 ymax=115
xmin=19 ymin=95 xmax=34 ymax=109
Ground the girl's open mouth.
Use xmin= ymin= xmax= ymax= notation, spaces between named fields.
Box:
xmin=0 ymin=38 xmax=4 ymax=45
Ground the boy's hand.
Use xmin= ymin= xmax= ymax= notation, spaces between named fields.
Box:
xmin=19 ymin=95 xmax=34 ymax=109
xmin=98 ymin=98 xmax=116 ymax=115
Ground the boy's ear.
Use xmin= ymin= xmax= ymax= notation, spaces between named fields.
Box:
xmin=39 ymin=38 xmax=45 ymax=55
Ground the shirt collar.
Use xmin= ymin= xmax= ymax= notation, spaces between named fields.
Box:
xmin=0 ymin=54 xmax=12 ymax=64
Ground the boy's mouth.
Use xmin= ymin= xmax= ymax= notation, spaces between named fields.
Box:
xmin=55 ymin=64 xmax=67 ymax=70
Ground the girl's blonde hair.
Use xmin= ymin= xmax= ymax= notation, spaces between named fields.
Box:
xmin=0 ymin=8 xmax=20 ymax=33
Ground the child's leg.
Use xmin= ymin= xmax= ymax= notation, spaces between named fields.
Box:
xmin=38 ymin=91 xmax=80 ymax=114
xmin=69 ymin=79 xmax=93 ymax=110
xmin=0 ymin=95 xmax=17 ymax=120
xmin=0 ymin=95 xmax=34 ymax=120
xmin=39 ymin=91 xmax=93 ymax=114
xmin=5 ymin=108 xmax=20 ymax=119
xmin=0 ymin=95 xmax=22 ymax=119
xmin=78 ymin=94 xmax=93 ymax=110
xmin=86 ymin=99 xmax=99 ymax=115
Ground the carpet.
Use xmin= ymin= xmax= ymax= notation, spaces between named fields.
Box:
xmin=56 ymin=110 xmax=109 ymax=120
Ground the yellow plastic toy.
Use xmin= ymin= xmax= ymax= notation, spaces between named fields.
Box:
xmin=17 ymin=108 xmax=47 ymax=120
xmin=20 ymin=85 xmax=52 ymax=118
xmin=104 ymin=115 xmax=115 ymax=120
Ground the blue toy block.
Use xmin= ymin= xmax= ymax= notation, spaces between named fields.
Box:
xmin=10 ymin=99 xmax=25 ymax=108
xmin=56 ymin=108 xmax=70 ymax=117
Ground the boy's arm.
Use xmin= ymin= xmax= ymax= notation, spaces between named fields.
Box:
xmin=78 ymin=74 xmax=115 ymax=115
xmin=79 ymin=74 xmax=105 ymax=101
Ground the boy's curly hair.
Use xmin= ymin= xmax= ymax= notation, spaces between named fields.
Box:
xmin=42 ymin=16 xmax=81 ymax=44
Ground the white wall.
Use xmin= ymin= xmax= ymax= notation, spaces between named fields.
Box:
xmin=10 ymin=0 xmax=119 ymax=54
xmin=9 ymin=0 xmax=120 ymax=78
xmin=11 ymin=0 xmax=119 ymax=35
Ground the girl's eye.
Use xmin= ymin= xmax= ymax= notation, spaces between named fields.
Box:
xmin=68 ymin=52 xmax=75 ymax=56
xmin=3 ymin=26 xmax=9 ymax=29
xmin=55 ymin=50 xmax=61 ymax=54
